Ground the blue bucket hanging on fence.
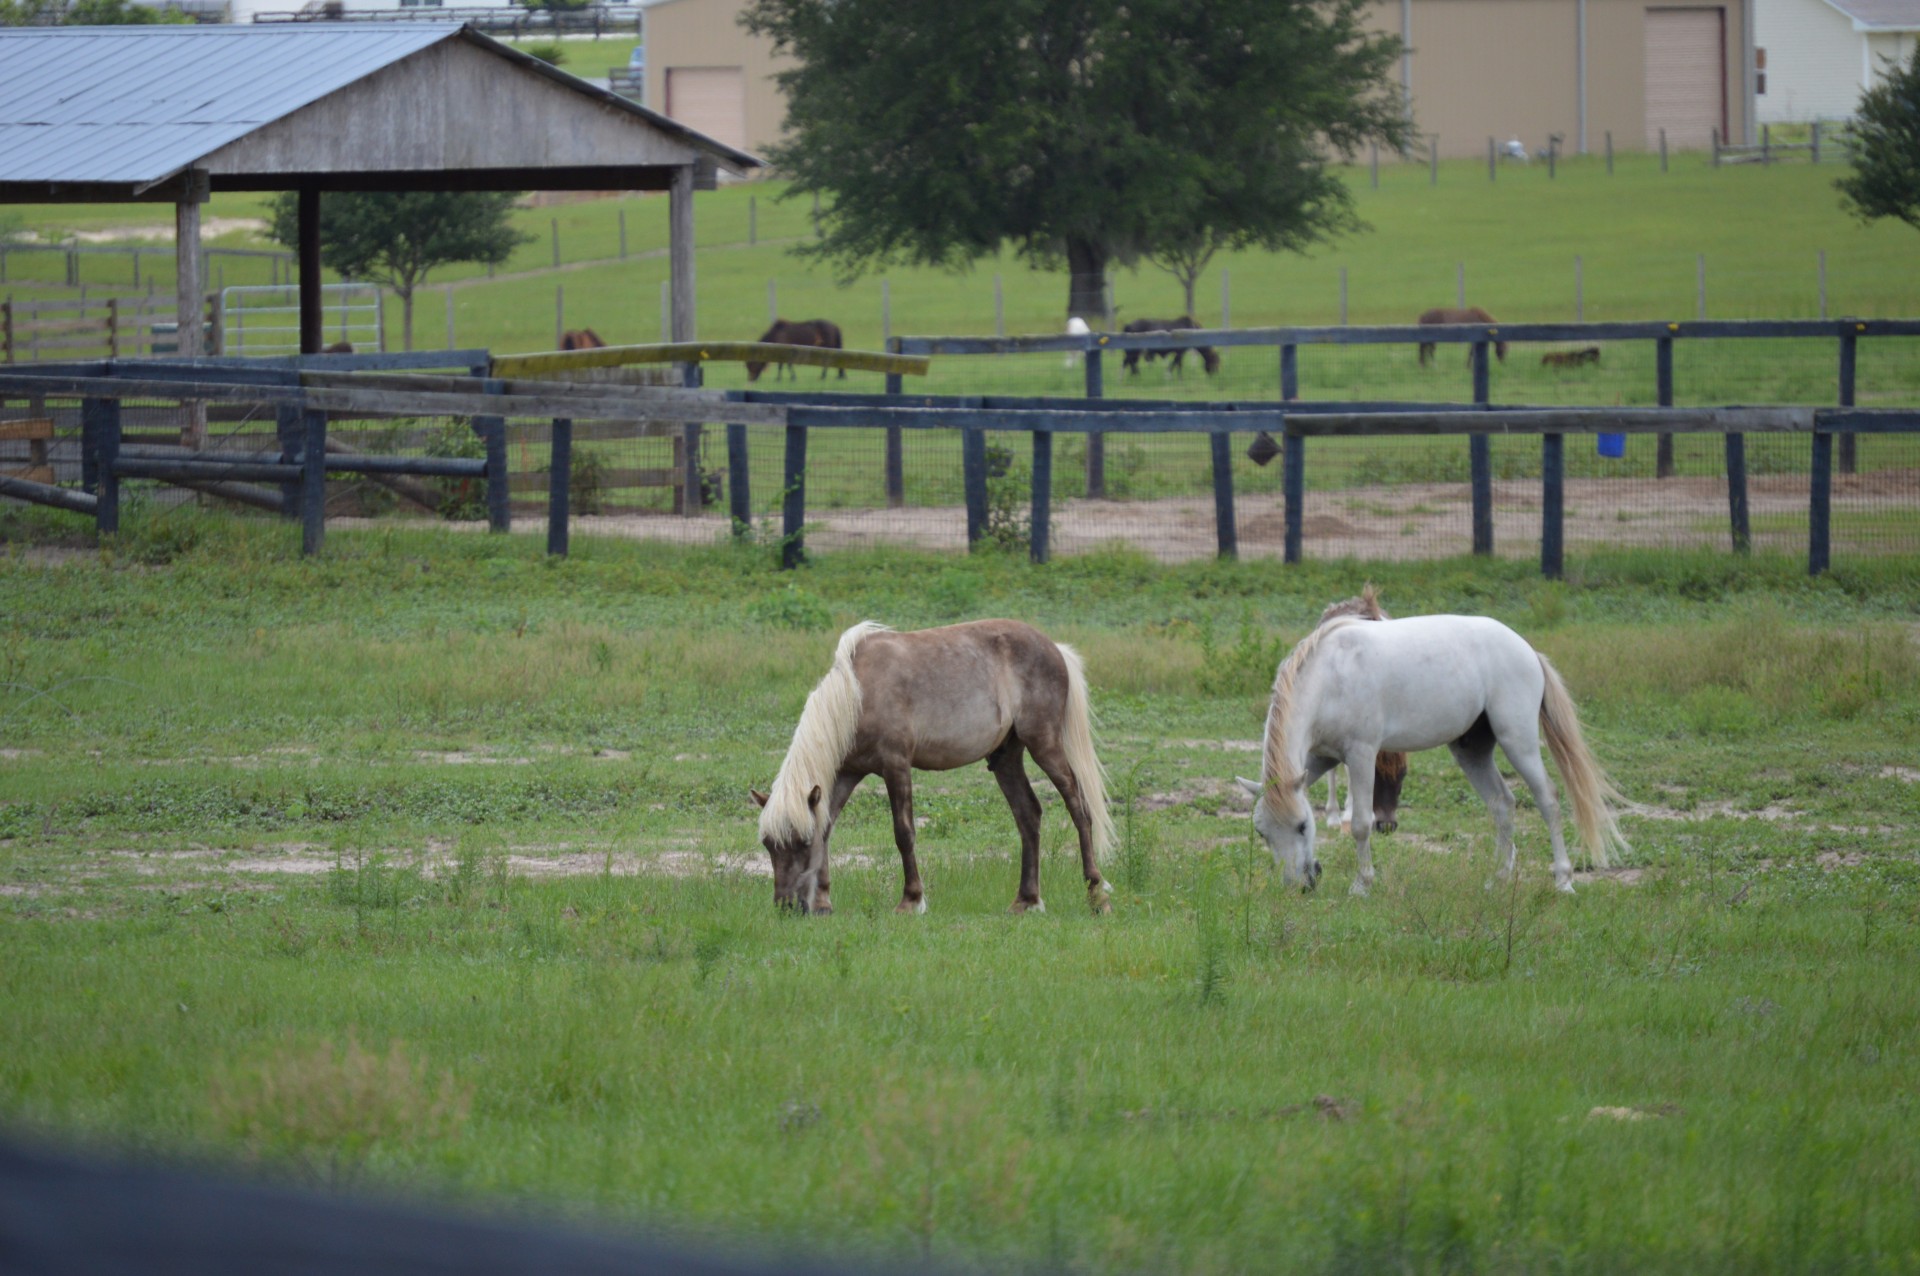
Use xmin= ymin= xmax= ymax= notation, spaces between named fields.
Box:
xmin=1597 ymin=432 xmax=1626 ymax=458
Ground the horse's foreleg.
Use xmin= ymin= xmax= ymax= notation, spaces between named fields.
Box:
xmin=1343 ymin=748 xmax=1378 ymax=896
xmin=1449 ymin=737 xmax=1519 ymax=887
xmin=879 ymin=765 xmax=926 ymax=913
xmin=988 ymin=740 xmax=1049 ymax=913
xmin=1502 ymin=742 xmax=1573 ymax=892
xmin=804 ymin=772 xmax=862 ymax=915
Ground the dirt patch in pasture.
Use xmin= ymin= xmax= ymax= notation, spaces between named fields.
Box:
xmin=1881 ymin=767 xmax=1920 ymax=783
xmin=343 ymin=468 xmax=1920 ymax=564
xmin=1632 ymin=800 xmax=1799 ymax=823
xmin=1574 ymin=867 xmax=1649 ymax=886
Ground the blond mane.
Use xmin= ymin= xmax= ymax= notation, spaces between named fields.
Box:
xmin=1260 ymin=616 xmax=1360 ymax=810
xmin=759 ymin=621 xmax=890 ymax=845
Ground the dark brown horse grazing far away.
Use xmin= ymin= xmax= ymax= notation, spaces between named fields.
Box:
xmin=1317 ymin=585 xmax=1411 ymax=835
xmin=1416 ymin=306 xmax=1508 ymax=367
xmin=752 ymin=620 xmax=1115 ymax=917
xmin=746 ymin=318 xmax=844 ymax=382
xmin=560 ymin=329 xmax=606 ymax=350
xmin=1120 ymin=316 xmax=1221 ymax=376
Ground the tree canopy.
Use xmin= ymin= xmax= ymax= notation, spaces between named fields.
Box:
xmin=1836 ymin=46 xmax=1920 ymax=236
xmin=743 ymin=0 xmax=1410 ymax=320
xmin=267 ymin=191 xmax=528 ymax=351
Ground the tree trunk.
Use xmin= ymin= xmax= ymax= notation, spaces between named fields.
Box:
xmin=1182 ymin=272 xmax=1198 ymax=320
xmin=400 ymin=287 xmax=415 ymax=352
xmin=1066 ymin=238 xmax=1108 ymax=326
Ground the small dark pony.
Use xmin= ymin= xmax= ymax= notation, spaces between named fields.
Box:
xmin=1417 ymin=306 xmax=1507 ymax=367
xmin=1541 ymin=346 xmax=1601 ymax=368
xmin=747 ymin=318 xmax=844 ymax=382
xmin=1317 ymin=585 xmax=1410 ymax=835
xmin=1120 ymin=316 xmax=1220 ymax=376
xmin=560 ymin=329 xmax=606 ymax=350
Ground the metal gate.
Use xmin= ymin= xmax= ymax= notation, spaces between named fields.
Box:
xmin=217 ymin=283 xmax=384 ymax=356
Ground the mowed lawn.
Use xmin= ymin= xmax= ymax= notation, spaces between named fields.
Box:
xmin=2 ymin=522 xmax=1919 ymax=1272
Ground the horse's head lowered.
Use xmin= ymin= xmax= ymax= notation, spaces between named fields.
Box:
xmin=1237 ymin=776 xmax=1321 ymax=892
xmin=751 ymin=785 xmax=829 ymax=913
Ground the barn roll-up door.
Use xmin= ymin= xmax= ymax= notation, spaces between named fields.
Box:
xmin=665 ymin=67 xmax=746 ymax=153
xmin=1645 ymin=8 xmax=1727 ymax=149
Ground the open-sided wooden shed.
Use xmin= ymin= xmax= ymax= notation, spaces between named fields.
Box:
xmin=0 ymin=23 xmax=759 ymax=355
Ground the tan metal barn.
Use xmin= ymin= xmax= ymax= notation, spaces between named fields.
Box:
xmin=642 ymin=0 xmax=1753 ymax=163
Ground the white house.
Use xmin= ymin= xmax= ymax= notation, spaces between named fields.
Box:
xmin=1755 ymin=0 xmax=1919 ymax=123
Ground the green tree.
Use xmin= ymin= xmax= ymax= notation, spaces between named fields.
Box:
xmin=1836 ymin=46 xmax=1920 ymax=237
xmin=742 ymin=0 xmax=1409 ymax=322
xmin=267 ymin=191 xmax=529 ymax=351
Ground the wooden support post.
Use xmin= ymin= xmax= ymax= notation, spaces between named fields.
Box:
xmin=298 ymin=189 xmax=321 ymax=354
xmin=884 ymin=336 xmax=905 ymax=509
xmin=300 ymin=408 xmax=327 ymax=556
xmin=669 ymin=165 xmax=702 ymax=520
xmin=175 ymin=172 xmax=208 ymax=448
xmin=1280 ymin=343 xmax=1298 ymax=401
xmin=472 ymin=380 xmax=510 ymax=533
xmin=781 ymin=424 xmax=807 ymax=570
xmin=1838 ymin=327 xmax=1857 ymax=474
xmin=1210 ymin=431 xmax=1237 ymax=561
xmin=1808 ymin=431 xmax=1832 ymax=576
xmin=681 ymin=424 xmax=702 ymax=517
xmin=547 ymin=418 xmax=572 ymax=557
xmin=962 ymin=428 xmax=988 ymax=550
xmin=1656 ymin=335 xmax=1675 ymax=478
xmin=80 ymin=397 xmax=107 ymax=494
xmin=95 ymin=398 xmax=121 ymax=535
xmin=1471 ymin=341 xmax=1492 ymax=556
xmin=1660 ymin=127 xmax=1668 ymax=172
xmin=1085 ymin=346 xmax=1105 ymax=499
xmin=1029 ymin=429 xmax=1052 ymax=565
xmin=1541 ymin=432 xmax=1564 ymax=579
xmin=274 ymin=403 xmax=303 ymax=519
xmin=1282 ymin=430 xmax=1303 ymax=565
xmin=727 ymin=423 xmax=750 ymax=532
xmin=1725 ymin=432 xmax=1750 ymax=554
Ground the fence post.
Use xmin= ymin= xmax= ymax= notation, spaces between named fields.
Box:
xmin=1429 ymin=135 xmax=1439 ymax=185
xmin=547 ymin=417 xmax=572 ymax=558
xmin=1339 ymin=267 xmax=1348 ymax=325
xmin=94 ymin=397 xmax=121 ymax=536
xmin=274 ymin=404 xmax=303 ymax=520
xmin=555 ymin=285 xmax=566 ymax=349
xmin=884 ymin=336 xmax=905 ymax=508
xmin=1471 ymin=341 xmax=1492 ymax=555
xmin=660 ymin=279 xmax=670 ymax=342
xmin=1725 ymin=432 xmax=1751 ymax=554
xmin=108 ymin=297 xmax=120 ymax=359
xmin=300 ymin=408 xmax=327 ymax=556
xmin=1370 ymin=141 xmax=1379 ymax=189
xmin=1030 ymin=429 xmax=1052 ymax=564
xmin=1488 ymin=135 xmax=1496 ymax=182
xmin=1711 ymin=127 xmax=1721 ymax=166
xmin=551 ymin=218 xmax=561 ymax=270
xmin=619 ymin=208 xmax=628 ymax=259
xmin=1809 ymin=430 xmax=1832 ymax=576
xmin=748 ymin=196 xmax=756 ymax=246
xmin=2 ymin=300 xmax=12 ymax=364
xmin=474 ymin=380 xmax=510 ymax=534
xmin=1811 ymin=120 xmax=1821 ymax=164
xmin=1762 ymin=124 xmax=1770 ymax=164
xmin=728 ymin=423 xmax=752 ymax=532
xmin=1574 ymin=255 xmax=1584 ymax=321
xmin=1280 ymin=343 xmax=1298 ymax=401
xmin=1282 ymin=429 xmax=1303 ymax=565
xmin=1837 ymin=323 xmax=1859 ymax=475
xmin=781 ymin=424 xmax=808 ymax=569
xmin=994 ymin=273 xmax=1004 ymax=338
xmin=1605 ymin=130 xmax=1613 ymax=175
xmin=1541 ymin=432 xmax=1564 ymax=579
xmin=1655 ymin=334 xmax=1675 ymax=478
xmin=1084 ymin=345 xmax=1105 ymax=499
xmin=962 ymin=427 xmax=988 ymax=550
xmin=1210 ymin=429 xmax=1237 ymax=561
xmin=1660 ymin=127 xmax=1668 ymax=172
xmin=1548 ymin=136 xmax=1558 ymax=178
xmin=80 ymin=397 xmax=106 ymax=495
xmin=1818 ymin=250 xmax=1828 ymax=320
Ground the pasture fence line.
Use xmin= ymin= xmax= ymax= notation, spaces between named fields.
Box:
xmin=0 ymin=243 xmax=294 ymax=293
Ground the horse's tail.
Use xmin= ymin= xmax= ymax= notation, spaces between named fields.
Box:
xmin=1536 ymin=653 xmax=1628 ymax=869
xmin=1055 ymin=643 xmax=1116 ymax=860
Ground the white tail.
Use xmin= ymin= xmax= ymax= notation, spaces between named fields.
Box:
xmin=1537 ymin=653 xmax=1628 ymax=868
xmin=1056 ymin=643 xmax=1115 ymax=859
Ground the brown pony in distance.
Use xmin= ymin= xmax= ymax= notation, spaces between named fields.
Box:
xmin=1417 ymin=306 xmax=1507 ymax=367
xmin=751 ymin=620 xmax=1115 ymax=916
xmin=1120 ymin=316 xmax=1221 ymax=376
xmin=1541 ymin=346 xmax=1601 ymax=368
xmin=747 ymin=318 xmax=845 ymax=382
xmin=560 ymin=329 xmax=606 ymax=350
xmin=1318 ymin=585 xmax=1410 ymax=835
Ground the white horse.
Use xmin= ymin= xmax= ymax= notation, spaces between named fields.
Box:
xmin=1237 ymin=614 xmax=1626 ymax=895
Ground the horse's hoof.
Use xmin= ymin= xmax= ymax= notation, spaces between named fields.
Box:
xmin=1088 ymin=887 xmax=1113 ymax=916
xmin=1556 ymin=878 xmax=1576 ymax=895
xmin=896 ymin=896 xmax=927 ymax=915
xmin=1010 ymin=898 xmax=1046 ymax=915
xmin=1349 ymin=879 xmax=1371 ymax=898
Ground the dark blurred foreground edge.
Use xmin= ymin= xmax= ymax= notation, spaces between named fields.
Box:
xmin=0 ymin=1137 xmax=871 ymax=1276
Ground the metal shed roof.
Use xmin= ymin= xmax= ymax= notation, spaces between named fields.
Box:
xmin=0 ymin=23 xmax=758 ymax=201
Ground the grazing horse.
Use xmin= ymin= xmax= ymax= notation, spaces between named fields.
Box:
xmin=1237 ymin=614 xmax=1626 ymax=896
xmin=747 ymin=318 xmax=845 ymax=382
xmin=560 ymin=329 xmax=606 ymax=350
xmin=321 ymin=341 xmax=354 ymax=355
xmin=1541 ymin=346 xmax=1602 ymax=368
xmin=1316 ymin=586 xmax=1410 ymax=836
xmin=751 ymin=620 xmax=1115 ymax=916
xmin=1416 ymin=306 xmax=1507 ymax=367
xmin=1120 ymin=317 xmax=1221 ymax=376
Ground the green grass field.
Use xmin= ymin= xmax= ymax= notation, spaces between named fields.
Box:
xmin=3 ymin=523 xmax=1919 ymax=1272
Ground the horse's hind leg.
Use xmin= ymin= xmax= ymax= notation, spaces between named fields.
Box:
xmin=879 ymin=764 xmax=927 ymax=913
xmin=1023 ymin=735 xmax=1110 ymax=914
xmin=1448 ymin=724 xmax=1519 ymax=885
xmin=987 ymin=737 xmax=1049 ymax=913
xmin=1498 ymin=732 xmax=1574 ymax=893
